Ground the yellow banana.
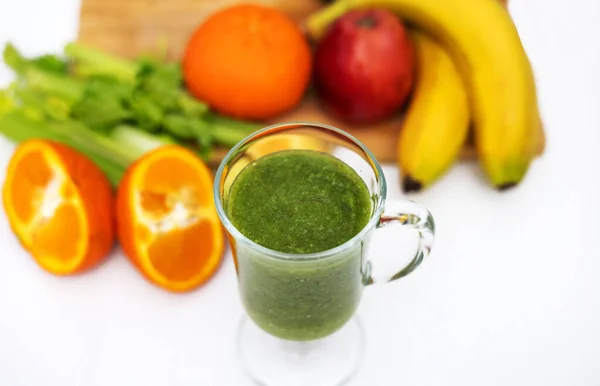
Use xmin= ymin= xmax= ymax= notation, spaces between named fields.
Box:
xmin=307 ymin=0 xmax=540 ymax=189
xmin=398 ymin=31 xmax=469 ymax=192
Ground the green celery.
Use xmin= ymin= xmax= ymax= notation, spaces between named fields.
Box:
xmin=0 ymin=97 xmax=175 ymax=185
xmin=4 ymin=43 xmax=67 ymax=74
xmin=64 ymin=42 xmax=138 ymax=83
xmin=129 ymin=92 xmax=164 ymax=132
xmin=12 ymin=86 xmax=71 ymax=121
xmin=109 ymin=125 xmax=176 ymax=160
xmin=0 ymin=110 xmax=126 ymax=184
xmin=70 ymin=88 xmax=132 ymax=133
xmin=137 ymin=60 xmax=208 ymax=116
xmin=205 ymin=113 xmax=262 ymax=147
xmin=20 ymin=66 xmax=85 ymax=104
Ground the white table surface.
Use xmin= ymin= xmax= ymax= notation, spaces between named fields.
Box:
xmin=1 ymin=0 xmax=599 ymax=385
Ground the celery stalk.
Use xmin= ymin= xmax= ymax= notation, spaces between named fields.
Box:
xmin=0 ymin=105 xmax=176 ymax=186
xmin=21 ymin=67 xmax=85 ymax=104
xmin=0 ymin=110 xmax=131 ymax=185
xmin=64 ymin=43 xmax=139 ymax=83
xmin=206 ymin=113 xmax=262 ymax=147
xmin=109 ymin=125 xmax=177 ymax=159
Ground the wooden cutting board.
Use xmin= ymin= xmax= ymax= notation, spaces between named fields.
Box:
xmin=77 ymin=0 xmax=544 ymax=165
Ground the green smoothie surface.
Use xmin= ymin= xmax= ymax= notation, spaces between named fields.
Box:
xmin=226 ymin=149 xmax=372 ymax=254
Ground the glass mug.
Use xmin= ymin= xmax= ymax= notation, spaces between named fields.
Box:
xmin=214 ymin=122 xmax=435 ymax=386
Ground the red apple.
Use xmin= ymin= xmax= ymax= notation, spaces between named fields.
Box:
xmin=313 ymin=9 xmax=415 ymax=125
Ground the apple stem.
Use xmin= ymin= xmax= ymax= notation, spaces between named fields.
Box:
xmin=356 ymin=15 xmax=377 ymax=28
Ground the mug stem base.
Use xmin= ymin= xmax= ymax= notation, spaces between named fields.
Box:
xmin=236 ymin=315 xmax=366 ymax=386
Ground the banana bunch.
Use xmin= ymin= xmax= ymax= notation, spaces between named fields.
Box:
xmin=306 ymin=0 xmax=542 ymax=191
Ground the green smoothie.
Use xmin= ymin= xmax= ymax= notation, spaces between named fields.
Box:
xmin=226 ymin=149 xmax=372 ymax=341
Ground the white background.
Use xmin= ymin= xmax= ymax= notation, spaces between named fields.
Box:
xmin=1 ymin=0 xmax=599 ymax=385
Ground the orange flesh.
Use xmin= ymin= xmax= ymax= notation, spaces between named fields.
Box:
xmin=147 ymin=220 xmax=215 ymax=282
xmin=3 ymin=142 xmax=91 ymax=273
xmin=30 ymin=204 xmax=84 ymax=263
xmin=120 ymin=146 xmax=223 ymax=291
xmin=9 ymin=150 xmax=53 ymax=224
xmin=140 ymin=155 xmax=209 ymax=204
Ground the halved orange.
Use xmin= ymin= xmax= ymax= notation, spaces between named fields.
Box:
xmin=2 ymin=140 xmax=115 ymax=275
xmin=116 ymin=145 xmax=224 ymax=292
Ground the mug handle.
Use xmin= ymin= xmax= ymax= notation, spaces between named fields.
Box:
xmin=364 ymin=200 xmax=435 ymax=285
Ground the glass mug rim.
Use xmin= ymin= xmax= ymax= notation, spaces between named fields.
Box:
xmin=213 ymin=121 xmax=388 ymax=261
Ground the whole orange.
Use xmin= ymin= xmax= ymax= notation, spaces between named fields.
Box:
xmin=183 ymin=4 xmax=312 ymax=121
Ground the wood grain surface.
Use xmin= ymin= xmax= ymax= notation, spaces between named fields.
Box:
xmin=77 ymin=0 xmax=544 ymax=165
